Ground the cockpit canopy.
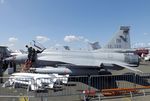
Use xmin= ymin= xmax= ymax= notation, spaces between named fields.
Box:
xmin=28 ymin=40 xmax=46 ymax=53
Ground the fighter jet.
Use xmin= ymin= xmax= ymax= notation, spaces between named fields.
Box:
xmin=4 ymin=26 xmax=141 ymax=75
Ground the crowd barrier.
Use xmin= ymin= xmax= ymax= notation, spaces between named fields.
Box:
xmin=0 ymin=73 xmax=150 ymax=100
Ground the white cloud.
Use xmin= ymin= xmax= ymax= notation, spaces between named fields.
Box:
xmin=64 ymin=35 xmax=90 ymax=43
xmin=64 ymin=35 xmax=81 ymax=42
xmin=36 ymin=35 xmax=50 ymax=43
xmin=8 ymin=37 xmax=18 ymax=43
xmin=6 ymin=37 xmax=18 ymax=48
xmin=55 ymin=44 xmax=62 ymax=47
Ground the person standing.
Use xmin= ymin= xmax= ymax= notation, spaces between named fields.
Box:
xmin=8 ymin=61 xmax=14 ymax=74
xmin=12 ymin=61 xmax=16 ymax=72
xmin=0 ymin=53 xmax=3 ymax=83
xmin=25 ymin=45 xmax=33 ymax=61
xmin=31 ymin=48 xmax=37 ymax=68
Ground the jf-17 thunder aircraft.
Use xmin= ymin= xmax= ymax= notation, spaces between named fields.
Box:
xmin=4 ymin=26 xmax=141 ymax=76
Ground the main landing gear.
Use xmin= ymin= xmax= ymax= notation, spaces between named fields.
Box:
xmin=98 ymin=63 xmax=112 ymax=75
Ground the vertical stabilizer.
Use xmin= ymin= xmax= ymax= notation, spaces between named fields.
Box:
xmin=104 ymin=26 xmax=131 ymax=49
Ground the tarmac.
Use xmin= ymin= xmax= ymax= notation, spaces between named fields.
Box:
xmin=1 ymin=61 xmax=150 ymax=101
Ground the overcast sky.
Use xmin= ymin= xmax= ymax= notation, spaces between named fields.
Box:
xmin=0 ymin=0 xmax=150 ymax=50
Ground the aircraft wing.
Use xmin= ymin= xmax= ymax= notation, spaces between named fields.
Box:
xmin=53 ymin=59 xmax=142 ymax=73
xmin=36 ymin=59 xmax=142 ymax=73
xmin=100 ymin=60 xmax=142 ymax=73
xmin=54 ymin=58 xmax=142 ymax=73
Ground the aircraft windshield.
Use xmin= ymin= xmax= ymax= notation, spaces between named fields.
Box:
xmin=29 ymin=40 xmax=46 ymax=53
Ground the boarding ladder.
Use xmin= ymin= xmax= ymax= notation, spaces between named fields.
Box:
xmin=21 ymin=60 xmax=32 ymax=72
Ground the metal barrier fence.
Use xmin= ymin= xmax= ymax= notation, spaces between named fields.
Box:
xmin=0 ymin=73 xmax=150 ymax=100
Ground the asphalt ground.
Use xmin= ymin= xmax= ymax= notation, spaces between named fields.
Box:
xmin=1 ymin=61 xmax=150 ymax=101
